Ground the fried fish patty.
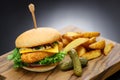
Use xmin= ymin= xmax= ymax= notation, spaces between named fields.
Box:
xmin=21 ymin=52 xmax=54 ymax=63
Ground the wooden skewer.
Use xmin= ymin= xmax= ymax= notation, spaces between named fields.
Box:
xmin=28 ymin=3 xmax=37 ymax=29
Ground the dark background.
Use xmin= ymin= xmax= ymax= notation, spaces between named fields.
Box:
xmin=0 ymin=0 xmax=120 ymax=80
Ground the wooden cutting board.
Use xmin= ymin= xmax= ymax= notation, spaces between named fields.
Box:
xmin=0 ymin=26 xmax=120 ymax=80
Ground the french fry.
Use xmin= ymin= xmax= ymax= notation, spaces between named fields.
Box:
xmin=83 ymin=37 xmax=96 ymax=47
xmin=63 ymin=38 xmax=89 ymax=52
xmin=104 ymin=43 xmax=114 ymax=55
xmin=82 ymin=32 xmax=100 ymax=38
xmin=89 ymin=40 xmax=105 ymax=49
xmin=76 ymin=46 xmax=86 ymax=57
xmin=81 ymin=50 xmax=101 ymax=60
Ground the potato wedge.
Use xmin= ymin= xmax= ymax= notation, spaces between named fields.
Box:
xmin=76 ymin=46 xmax=86 ymax=57
xmin=63 ymin=38 xmax=89 ymax=52
xmin=104 ymin=43 xmax=114 ymax=55
xmin=83 ymin=37 xmax=96 ymax=47
xmin=81 ymin=50 xmax=101 ymax=60
xmin=62 ymin=38 xmax=70 ymax=47
xmin=62 ymin=32 xmax=82 ymax=40
xmin=58 ymin=41 xmax=64 ymax=50
xmin=62 ymin=34 xmax=73 ymax=41
xmin=65 ymin=32 xmax=80 ymax=36
xmin=82 ymin=32 xmax=100 ymax=38
xmin=88 ymin=37 xmax=97 ymax=44
xmin=89 ymin=40 xmax=105 ymax=49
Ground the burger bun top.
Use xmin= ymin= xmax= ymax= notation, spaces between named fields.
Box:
xmin=15 ymin=27 xmax=61 ymax=48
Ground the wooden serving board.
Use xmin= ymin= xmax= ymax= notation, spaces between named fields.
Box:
xmin=0 ymin=26 xmax=120 ymax=80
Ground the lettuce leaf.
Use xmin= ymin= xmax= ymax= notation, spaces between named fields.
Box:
xmin=7 ymin=48 xmax=24 ymax=68
xmin=39 ymin=51 xmax=66 ymax=65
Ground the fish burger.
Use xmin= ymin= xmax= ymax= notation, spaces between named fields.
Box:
xmin=7 ymin=27 xmax=66 ymax=72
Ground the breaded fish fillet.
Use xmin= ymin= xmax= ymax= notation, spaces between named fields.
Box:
xmin=21 ymin=52 xmax=54 ymax=63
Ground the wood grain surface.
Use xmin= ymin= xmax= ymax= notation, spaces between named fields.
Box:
xmin=0 ymin=26 xmax=120 ymax=80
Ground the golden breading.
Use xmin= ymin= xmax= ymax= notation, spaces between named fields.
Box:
xmin=21 ymin=52 xmax=54 ymax=63
xmin=76 ymin=46 xmax=86 ymax=56
xmin=82 ymin=37 xmax=96 ymax=47
xmin=104 ymin=43 xmax=114 ymax=55
xmin=89 ymin=40 xmax=105 ymax=49
xmin=81 ymin=32 xmax=100 ymax=38
xmin=81 ymin=50 xmax=101 ymax=60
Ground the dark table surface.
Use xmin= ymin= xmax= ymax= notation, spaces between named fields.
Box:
xmin=0 ymin=0 xmax=120 ymax=80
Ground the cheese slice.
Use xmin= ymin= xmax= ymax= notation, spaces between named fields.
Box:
xmin=19 ymin=44 xmax=59 ymax=54
xmin=19 ymin=48 xmax=34 ymax=53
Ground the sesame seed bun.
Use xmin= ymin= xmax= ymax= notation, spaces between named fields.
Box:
xmin=15 ymin=27 xmax=61 ymax=48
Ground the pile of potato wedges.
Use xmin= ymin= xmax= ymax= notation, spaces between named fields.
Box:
xmin=62 ymin=31 xmax=114 ymax=60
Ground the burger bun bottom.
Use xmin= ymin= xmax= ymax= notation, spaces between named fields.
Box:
xmin=22 ymin=63 xmax=57 ymax=72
